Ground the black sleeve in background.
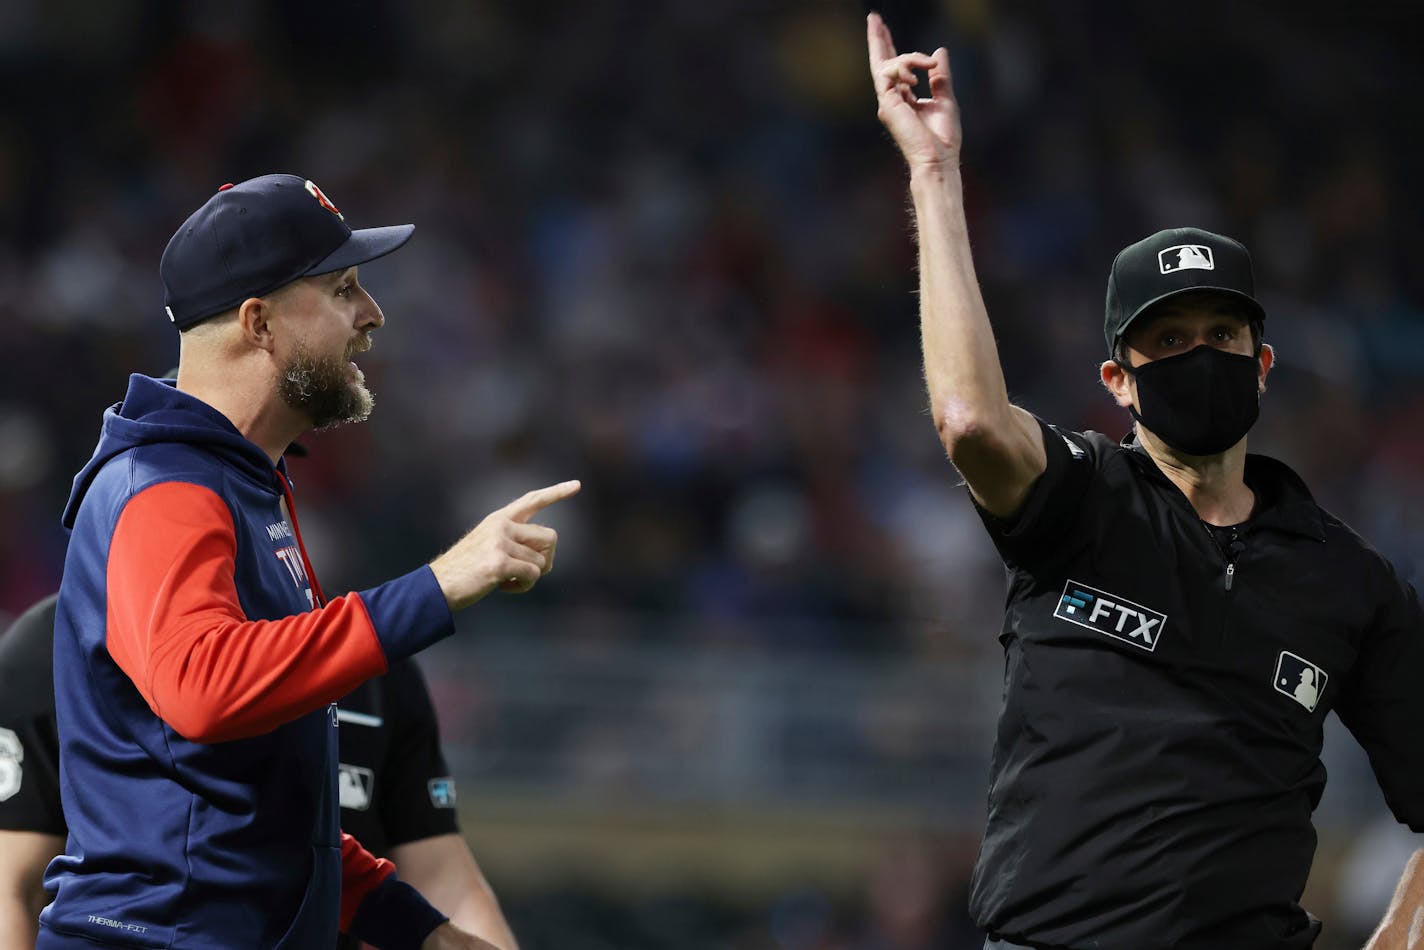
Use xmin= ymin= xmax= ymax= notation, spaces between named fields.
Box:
xmin=374 ymin=658 xmax=461 ymax=849
xmin=0 ymin=595 xmax=66 ymax=836
xmin=0 ymin=711 xmax=65 ymax=836
xmin=1335 ymin=571 xmax=1424 ymax=832
xmin=971 ymin=415 xmax=1097 ymax=569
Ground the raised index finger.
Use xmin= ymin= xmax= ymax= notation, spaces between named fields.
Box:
xmin=867 ymin=12 xmax=898 ymax=73
xmin=503 ymin=479 xmax=582 ymax=523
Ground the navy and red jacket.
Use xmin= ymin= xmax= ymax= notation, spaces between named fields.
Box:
xmin=42 ymin=374 xmax=455 ymax=949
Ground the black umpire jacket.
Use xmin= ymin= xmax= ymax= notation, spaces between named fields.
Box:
xmin=968 ymin=419 xmax=1424 ymax=950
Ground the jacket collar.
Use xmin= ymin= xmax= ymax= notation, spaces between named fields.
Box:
xmin=1121 ymin=431 xmax=1326 ymax=541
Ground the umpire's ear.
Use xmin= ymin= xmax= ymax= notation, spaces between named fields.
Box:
xmin=1100 ymin=358 xmax=1135 ymax=410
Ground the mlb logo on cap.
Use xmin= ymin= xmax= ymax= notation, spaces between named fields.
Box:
xmin=1273 ymin=651 xmax=1327 ymax=713
xmin=1102 ymin=226 xmax=1267 ymax=355
xmin=1158 ymin=244 xmax=1215 ymax=274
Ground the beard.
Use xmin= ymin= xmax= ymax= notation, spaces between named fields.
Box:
xmin=278 ymin=341 xmax=375 ymax=430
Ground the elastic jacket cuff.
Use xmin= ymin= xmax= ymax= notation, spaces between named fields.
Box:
xmin=348 ymin=874 xmax=449 ymax=950
xmin=360 ymin=565 xmax=456 ymax=664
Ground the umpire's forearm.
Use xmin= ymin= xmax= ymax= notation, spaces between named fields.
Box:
xmin=910 ymin=165 xmax=1015 ymax=442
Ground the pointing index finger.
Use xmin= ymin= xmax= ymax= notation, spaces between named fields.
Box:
xmin=867 ymin=12 xmax=898 ymax=73
xmin=504 ymin=480 xmax=581 ymax=523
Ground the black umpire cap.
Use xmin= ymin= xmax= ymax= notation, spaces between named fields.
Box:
xmin=1104 ymin=227 xmax=1267 ymax=355
xmin=160 ymin=174 xmax=414 ymax=330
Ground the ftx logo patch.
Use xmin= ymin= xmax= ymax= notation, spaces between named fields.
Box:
xmin=428 ymin=778 xmax=457 ymax=809
xmin=1274 ymin=651 xmax=1327 ymax=712
xmin=1055 ymin=580 xmax=1167 ymax=652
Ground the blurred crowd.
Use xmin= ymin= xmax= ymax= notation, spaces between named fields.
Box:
xmin=501 ymin=837 xmax=986 ymax=950
xmin=3 ymin=0 xmax=1424 ymax=647
xmin=2 ymin=0 xmax=1422 ymax=947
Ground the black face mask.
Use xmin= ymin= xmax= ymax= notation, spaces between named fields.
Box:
xmin=1118 ymin=345 xmax=1261 ymax=456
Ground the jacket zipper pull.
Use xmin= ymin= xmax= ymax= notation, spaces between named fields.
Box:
xmin=1224 ymin=530 xmax=1245 ymax=593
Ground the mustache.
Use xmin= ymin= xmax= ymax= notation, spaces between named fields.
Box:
xmin=345 ymin=334 xmax=373 ymax=358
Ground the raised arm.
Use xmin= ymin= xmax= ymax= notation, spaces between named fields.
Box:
xmin=868 ymin=13 xmax=1045 ymax=518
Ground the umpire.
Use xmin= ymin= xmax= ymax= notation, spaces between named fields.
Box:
xmin=0 ymin=593 xmax=519 ymax=950
xmin=867 ymin=14 xmax=1424 ymax=950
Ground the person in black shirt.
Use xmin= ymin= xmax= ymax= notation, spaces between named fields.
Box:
xmin=0 ymin=595 xmax=519 ymax=950
xmin=0 ymin=598 xmax=63 ymax=950
xmin=867 ymin=13 xmax=1424 ymax=950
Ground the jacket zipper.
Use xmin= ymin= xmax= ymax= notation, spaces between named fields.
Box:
xmin=1205 ymin=523 xmax=1244 ymax=593
xmin=1224 ymin=528 xmax=1244 ymax=593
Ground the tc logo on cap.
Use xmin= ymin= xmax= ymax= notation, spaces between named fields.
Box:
xmin=304 ymin=179 xmax=344 ymax=220
xmin=1158 ymin=244 xmax=1214 ymax=274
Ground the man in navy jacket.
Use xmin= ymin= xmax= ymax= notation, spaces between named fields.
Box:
xmin=44 ymin=175 xmax=577 ymax=949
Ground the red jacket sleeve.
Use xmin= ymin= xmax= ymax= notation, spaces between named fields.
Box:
xmin=106 ymin=481 xmax=389 ymax=743
xmin=339 ymin=832 xmax=396 ymax=932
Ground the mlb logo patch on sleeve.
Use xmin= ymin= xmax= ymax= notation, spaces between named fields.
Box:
xmin=0 ymin=727 xmax=22 ymax=802
xmin=1054 ymin=580 xmax=1167 ymax=652
xmin=1273 ymin=651 xmax=1327 ymax=712
xmin=338 ymin=764 xmax=375 ymax=810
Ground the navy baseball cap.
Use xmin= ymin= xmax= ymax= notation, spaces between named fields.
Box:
xmin=160 ymin=174 xmax=414 ymax=329
xmin=1104 ymin=227 xmax=1266 ymax=355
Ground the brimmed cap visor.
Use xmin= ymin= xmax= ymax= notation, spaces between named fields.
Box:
xmin=304 ymin=223 xmax=414 ymax=277
xmin=1115 ymin=285 xmax=1267 ymax=349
